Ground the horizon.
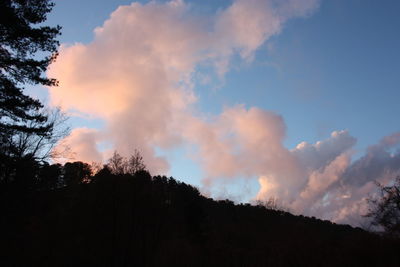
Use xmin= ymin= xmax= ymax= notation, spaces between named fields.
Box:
xmin=26 ymin=0 xmax=400 ymax=227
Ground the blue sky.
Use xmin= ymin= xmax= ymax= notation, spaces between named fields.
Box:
xmin=33 ymin=0 xmax=400 ymax=224
xmin=44 ymin=0 xmax=400 ymax=150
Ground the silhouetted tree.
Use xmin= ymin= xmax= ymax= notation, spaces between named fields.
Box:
xmin=0 ymin=0 xmax=61 ymax=187
xmin=126 ymin=149 xmax=146 ymax=174
xmin=63 ymin=161 xmax=92 ymax=186
xmin=365 ymin=176 xmax=400 ymax=237
xmin=90 ymin=161 xmax=103 ymax=175
xmin=3 ymin=108 xmax=69 ymax=161
xmin=39 ymin=162 xmax=61 ymax=189
xmin=12 ymin=154 xmax=39 ymax=190
xmin=256 ymin=197 xmax=279 ymax=210
xmin=107 ymin=150 xmax=147 ymax=175
xmin=107 ymin=151 xmax=126 ymax=175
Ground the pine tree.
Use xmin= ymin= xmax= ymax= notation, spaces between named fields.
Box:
xmin=0 ymin=0 xmax=61 ymax=186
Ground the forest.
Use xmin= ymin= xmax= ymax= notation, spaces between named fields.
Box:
xmin=1 ymin=0 xmax=400 ymax=266
xmin=1 ymin=159 xmax=400 ymax=266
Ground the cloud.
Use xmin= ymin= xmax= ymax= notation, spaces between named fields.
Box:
xmin=57 ymin=128 xmax=104 ymax=163
xmin=215 ymin=0 xmax=319 ymax=61
xmin=292 ymin=130 xmax=356 ymax=171
xmin=255 ymin=130 xmax=355 ymax=210
xmin=182 ymin=105 xmax=299 ymax=182
xmin=256 ymin=132 xmax=400 ymax=225
xmin=49 ymin=0 xmax=319 ymax=174
xmin=189 ymin=112 xmax=397 ymax=226
xmin=342 ymin=132 xmax=400 ymax=187
xmin=48 ymin=0 xmax=400 ymax=226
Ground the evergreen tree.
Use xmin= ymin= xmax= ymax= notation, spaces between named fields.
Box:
xmin=0 ymin=0 xmax=61 ymax=186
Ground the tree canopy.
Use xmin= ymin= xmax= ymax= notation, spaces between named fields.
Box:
xmin=0 ymin=0 xmax=61 ymax=146
xmin=0 ymin=0 xmax=62 ymax=188
xmin=1 ymin=158 xmax=399 ymax=266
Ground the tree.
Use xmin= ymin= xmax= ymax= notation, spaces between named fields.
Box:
xmin=107 ymin=151 xmax=126 ymax=175
xmin=2 ymin=107 xmax=69 ymax=161
xmin=63 ymin=161 xmax=92 ymax=186
xmin=38 ymin=162 xmax=61 ymax=189
xmin=126 ymin=149 xmax=146 ymax=174
xmin=365 ymin=176 xmax=400 ymax=237
xmin=255 ymin=196 xmax=289 ymax=212
xmin=0 ymin=109 xmax=68 ymax=190
xmin=0 ymin=0 xmax=61 ymax=137
xmin=0 ymin=0 xmax=62 ymax=187
xmin=107 ymin=150 xmax=147 ymax=175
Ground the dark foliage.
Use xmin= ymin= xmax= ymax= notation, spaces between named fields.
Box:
xmin=0 ymin=0 xmax=62 ymax=187
xmin=1 ymin=165 xmax=399 ymax=266
xmin=1 ymin=2 xmax=397 ymax=265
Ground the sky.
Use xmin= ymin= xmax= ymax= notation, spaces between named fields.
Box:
xmin=29 ymin=0 xmax=400 ymax=226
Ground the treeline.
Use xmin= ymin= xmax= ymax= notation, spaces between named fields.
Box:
xmin=1 ymin=1 xmax=400 ymax=265
xmin=0 ymin=151 xmax=144 ymax=193
xmin=1 ymin=160 xmax=399 ymax=266
xmin=0 ymin=157 xmax=85 ymax=192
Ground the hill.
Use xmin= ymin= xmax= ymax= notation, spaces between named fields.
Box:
xmin=1 ymin=166 xmax=399 ymax=266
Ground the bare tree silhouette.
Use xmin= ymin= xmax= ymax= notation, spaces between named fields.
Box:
xmin=365 ymin=176 xmax=400 ymax=237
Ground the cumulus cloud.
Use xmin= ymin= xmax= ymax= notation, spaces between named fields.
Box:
xmin=186 ymin=107 xmax=399 ymax=226
xmin=47 ymin=0 xmax=400 ymax=226
xmin=49 ymin=0 xmax=319 ymax=174
xmin=342 ymin=132 xmax=400 ymax=187
xmin=182 ymin=105 xmax=298 ymax=180
xmin=255 ymin=130 xmax=355 ymax=211
xmin=47 ymin=0 xmax=400 ymax=227
xmin=256 ymin=131 xmax=400 ymax=225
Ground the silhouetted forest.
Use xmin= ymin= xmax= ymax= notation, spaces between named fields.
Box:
xmin=1 ymin=1 xmax=400 ymax=266
xmin=1 ymin=161 xmax=400 ymax=267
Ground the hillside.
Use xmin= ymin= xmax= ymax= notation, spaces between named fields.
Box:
xmin=1 ymin=167 xmax=399 ymax=267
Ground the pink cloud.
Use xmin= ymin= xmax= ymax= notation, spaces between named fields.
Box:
xmin=49 ymin=0 xmax=400 ymax=226
xmin=56 ymin=128 xmax=103 ymax=163
xmin=49 ymin=0 xmax=398 ymax=225
xmin=49 ymin=0 xmax=318 ymax=175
